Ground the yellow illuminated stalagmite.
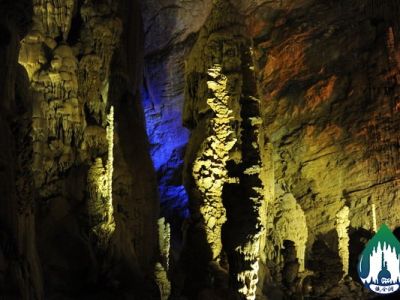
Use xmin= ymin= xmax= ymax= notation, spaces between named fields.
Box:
xmin=183 ymin=1 xmax=266 ymax=299
xmin=372 ymin=203 xmax=377 ymax=232
xmin=154 ymin=218 xmax=171 ymax=300
xmin=192 ymin=65 xmax=237 ymax=260
xmin=158 ymin=217 xmax=171 ymax=270
xmin=336 ymin=206 xmax=350 ymax=276
xmin=18 ymin=0 xmax=122 ymax=195
xmin=106 ymin=106 xmax=114 ymax=210
xmin=87 ymin=106 xmax=115 ymax=247
xmin=266 ymin=183 xmax=308 ymax=272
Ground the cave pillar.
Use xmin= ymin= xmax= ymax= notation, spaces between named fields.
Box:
xmin=183 ymin=1 xmax=267 ymax=298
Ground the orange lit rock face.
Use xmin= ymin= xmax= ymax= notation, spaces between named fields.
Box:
xmin=251 ymin=0 xmax=400 ymax=254
xmin=262 ymin=36 xmax=307 ymax=96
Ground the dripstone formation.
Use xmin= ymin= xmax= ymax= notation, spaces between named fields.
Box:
xmin=182 ymin=1 xmax=266 ymax=299
xmin=0 ymin=0 xmax=399 ymax=299
xmin=1 ymin=0 xmax=159 ymax=298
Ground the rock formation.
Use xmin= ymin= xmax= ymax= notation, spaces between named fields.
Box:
xmin=2 ymin=0 xmax=160 ymax=298
xmin=0 ymin=0 xmax=399 ymax=299
xmin=182 ymin=1 xmax=266 ymax=298
xmin=87 ymin=107 xmax=115 ymax=248
xmin=155 ymin=217 xmax=171 ymax=300
xmin=266 ymin=181 xmax=308 ymax=273
xmin=141 ymin=0 xmax=399 ymax=298
xmin=336 ymin=206 xmax=350 ymax=277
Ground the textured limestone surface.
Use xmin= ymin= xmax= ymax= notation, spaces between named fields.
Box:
xmin=141 ymin=0 xmax=399 ymax=298
xmin=1 ymin=0 xmax=160 ymax=298
xmin=0 ymin=0 xmax=399 ymax=299
xmin=180 ymin=2 xmax=267 ymax=299
xmin=251 ymin=0 xmax=400 ymax=253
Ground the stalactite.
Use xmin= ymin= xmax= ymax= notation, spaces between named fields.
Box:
xmin=32 ymin=0 xmax=74 ymax=39
xmin=80 ymin=0 xmax=122 ymax=124
xmin=336 ymin=206 xmax=350 ymax=277
xmin=13 ymin=0 xmax=156 ymax=297
xmin=19 ymin=22 xmax=86 ymax=190
xmin=18 ymin=0 xmax=126 ymax=206
xmin=78 ymin=54 xmax=105 ymax=123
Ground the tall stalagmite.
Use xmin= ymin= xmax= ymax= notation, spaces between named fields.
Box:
xmin=183 ymin=1 xmax=267 ymax=298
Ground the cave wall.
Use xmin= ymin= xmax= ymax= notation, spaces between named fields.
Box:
xmin=250 ymin=0 xmax=400 ymax=254
xmin=141 ymin=0 xmax=217 ymax=224
xmin=142 ymin=0 xmax=399 ymax=298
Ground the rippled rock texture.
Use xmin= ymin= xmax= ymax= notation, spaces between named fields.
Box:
xmin=1 ymin=0 xmax=160 ymax=298
xmin=0 ymin=0 xmax=399 ymax=298
xmin=142 ymin=0 xmax=399 ymax=298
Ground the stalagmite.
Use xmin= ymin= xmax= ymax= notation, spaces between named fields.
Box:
xmin=192 ymin=65 xmax=236 ymax=261
xmin=106 ymin=106 xmax=114 ymax=208
xmin=183 ymin=1 xmax=267 ymax=298
xmin=336 ymin=206 xmax=350 ymax=277
xmin=154 ymin=263 xmax=171 ymax=300
xmin=87 ymin=106 xmax=115 ymax=247
xmin=155 ymin=218 xmax=171 ymax=300
xmin=266 ymin=184 xmax=308 ymax=273
xmin=372 ymin=203 xmax=377 ymax=233
xmin=158 ymin=217 xmax=171 ymax=270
